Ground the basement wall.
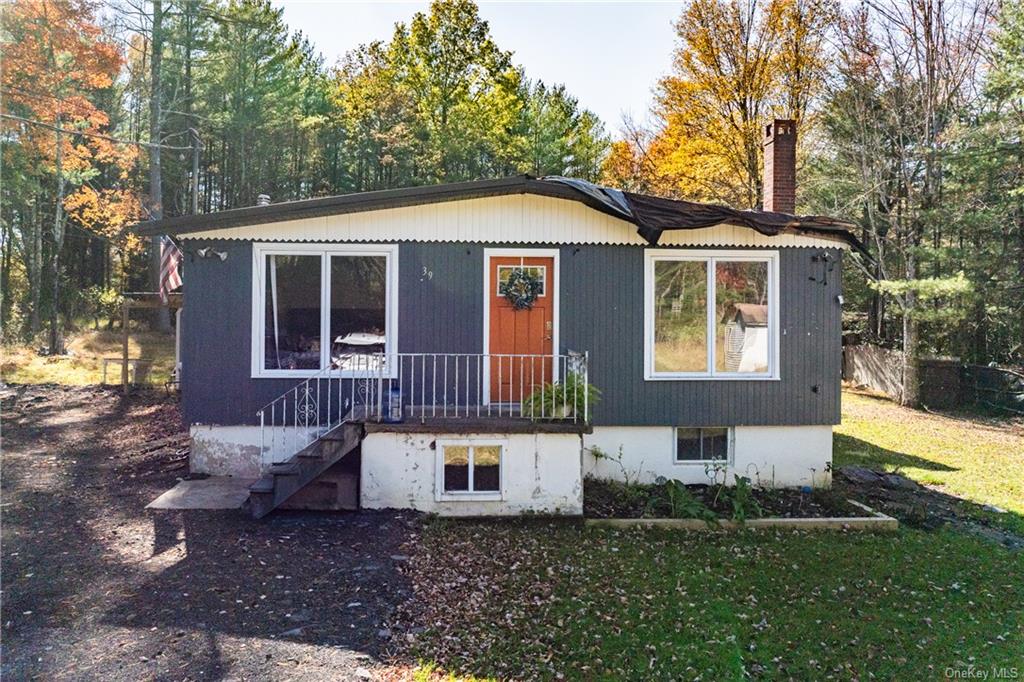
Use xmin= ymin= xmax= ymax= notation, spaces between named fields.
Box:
xmin=583 ymin=425 xmax=833 ymax=489
xmin=360 ymin=432 xmax=584 ymax=516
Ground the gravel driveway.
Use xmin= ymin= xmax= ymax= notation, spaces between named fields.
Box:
xmin=1 ymin=385 xmax=418 ymax=681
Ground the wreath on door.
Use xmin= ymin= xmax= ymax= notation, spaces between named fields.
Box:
xmin=502 ymin=268 xmax=543 ymax=310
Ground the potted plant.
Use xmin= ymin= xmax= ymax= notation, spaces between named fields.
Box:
xmin=521 ymin=371 xmax=600 ymax=420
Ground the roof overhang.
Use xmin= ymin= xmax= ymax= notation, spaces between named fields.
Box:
xmin=132 ymin=175 xmax=864 ymax=253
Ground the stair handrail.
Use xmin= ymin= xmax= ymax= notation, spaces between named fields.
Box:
xmin=256 ymin=353 xmax=388 ymax=465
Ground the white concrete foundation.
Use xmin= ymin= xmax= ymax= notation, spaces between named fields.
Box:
xmin=190 ymin=425 xmax=264 ymax=478
xmin=583 ymin=425 xmax=833 ymax=488
xmin=361 ymin=432 xmax=584 ymax=516
xmin=189 ymin=422 xmax=832 ymax=514
xmin=190 ymin=425 xmax=318 ymax=477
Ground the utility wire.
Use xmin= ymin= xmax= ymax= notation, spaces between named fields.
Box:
xmin=0 ymin=112 xmax=194 ymax=151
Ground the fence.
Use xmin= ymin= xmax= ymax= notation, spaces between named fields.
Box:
xmin=843 ymin=344 xmax=1024 ymax=413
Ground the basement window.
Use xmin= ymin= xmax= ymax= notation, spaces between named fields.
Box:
xmin=437 ymin=441 xmax=503 ymax=499
xmin=674 ymin=427 xmax=730 ymax=463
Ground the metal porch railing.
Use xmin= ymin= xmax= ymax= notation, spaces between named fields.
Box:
xmin=256 ymin=351 xmax=590 ymax=465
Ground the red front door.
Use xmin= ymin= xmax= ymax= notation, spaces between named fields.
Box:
xmin=488 ymin=255 xmax=554 ymax=403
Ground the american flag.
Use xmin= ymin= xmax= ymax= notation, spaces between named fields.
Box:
xmin=159 ymin=236 xmax=183 ymax=304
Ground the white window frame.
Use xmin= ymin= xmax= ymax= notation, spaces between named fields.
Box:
xmin=250 ymin=242 xmax=399 ymax=379
xmin=643 ymin=249 xmax=780 ymax=381
xmin=673 ymin=426 xmax=734 ymax=465
xmin=435 ymin=438 xmax=506 ymax=502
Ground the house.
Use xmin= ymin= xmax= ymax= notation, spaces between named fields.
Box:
xmin=136 ymin=119 xmax=860 ymax=517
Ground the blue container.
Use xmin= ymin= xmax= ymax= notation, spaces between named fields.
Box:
xmin=384 ymin=386 xmax=403 ymax=423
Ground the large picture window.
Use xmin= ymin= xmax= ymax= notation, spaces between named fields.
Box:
xmin=252 ymin=244 xmax=398 ymax=377
xmin=644 ymin=250 xmax=778 ymax=380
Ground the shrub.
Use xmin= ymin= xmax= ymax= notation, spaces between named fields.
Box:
xmin=522 ymin=371 xmax=600 ymax=420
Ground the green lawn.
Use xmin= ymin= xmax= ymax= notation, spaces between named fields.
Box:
xmin=400 ymin=523 xmax=1023 ymax=680
xmin=394 ymin=391 xmax=1024 ymax=680
xmin=836 ymin=390 xmax=1024 ymax=532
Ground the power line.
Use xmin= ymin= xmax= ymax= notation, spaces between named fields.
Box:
xmin=0 ymin=112 xmax=194 ymax=151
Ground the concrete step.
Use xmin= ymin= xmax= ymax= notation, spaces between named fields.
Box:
xmin=269 ymin=463 xmax=299 ymax=476
xmin=249 ymin=477 xmax=274 ymax=494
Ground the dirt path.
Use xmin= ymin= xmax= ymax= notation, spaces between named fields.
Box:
xmin=1 ymin=385 xmax=418 ymax=681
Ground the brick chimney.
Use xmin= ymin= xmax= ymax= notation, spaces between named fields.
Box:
xmin=762 ymin=119 xmax=796 ymax=213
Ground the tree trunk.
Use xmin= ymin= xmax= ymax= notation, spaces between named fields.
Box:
xmin=900 ymin=251 xmax=920 ymax=408
xmin=28 ymin=198 xmax=42 ymax=336
xmin=49 ymin=124 xmax=65 ymax=355
xmin=149 ymin=0 xmax=171 ymax=332
xmin=0 ymin=215 xmax=11 ymax=337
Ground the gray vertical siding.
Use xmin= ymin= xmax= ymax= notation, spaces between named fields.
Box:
xmin=560 ymin=245 xmax=842 ymax=426
xmin=180 ymin=239 xmax=842 ymax=426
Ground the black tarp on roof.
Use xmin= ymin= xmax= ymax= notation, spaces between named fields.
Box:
xmin=542 ymin=176 xmax=864 ymax=253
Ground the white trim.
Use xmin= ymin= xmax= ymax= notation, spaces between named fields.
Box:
xmin=435 ymin=438 xmax=507 ymax=501
xmin=182 ymin=195 xmax=851 ymax=250
xmin=482 ymin=248 xmax=560 ymax=406
xmin=250 ymin=242 xmax=399 ymax=379
xmin=672 ymin=426 xmax=734 ymax=465
xmin=643 ymin=249 xmax=780 ymax=381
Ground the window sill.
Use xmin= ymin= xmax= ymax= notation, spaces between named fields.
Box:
xmin=673 ymin=459 xmax=729 ymax=466
xmin=436 ymin=492 xmax=503 ymax=502
xmin=644 ymin=374 xmax=781 ymax=382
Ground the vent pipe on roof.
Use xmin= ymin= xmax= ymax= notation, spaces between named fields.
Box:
xmin=762 ymin=119 xmax=796 ymax=214
xmin=256 ymin=194 xmax=271 ymax=206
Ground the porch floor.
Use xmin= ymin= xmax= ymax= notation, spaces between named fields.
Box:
xmin=360 ymin=414 xmax=592 ymax=434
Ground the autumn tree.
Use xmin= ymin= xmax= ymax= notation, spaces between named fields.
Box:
xmin=392 ymin=0 xmax=523 ymax=181
xmin=1 ymin=0 xmax=607 ymax=349
xmin=803 ymin=0 xmax=992 ymax=405
xmin=330 ymin=0 xmax=607 ymax=188
xmin=604 ymin=0 xmax=835 ymax=208
xmin=1 ymin=0 xmax=138 ymax=347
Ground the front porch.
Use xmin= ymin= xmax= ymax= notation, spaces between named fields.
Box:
xmin=242 ymin=351 xmax=592 ymax=518
xmin=257 ymin=351 xmax=593 ymax=467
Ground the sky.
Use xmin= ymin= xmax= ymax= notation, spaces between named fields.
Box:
xmin=272 ymin=1 xmax=683 ymax=134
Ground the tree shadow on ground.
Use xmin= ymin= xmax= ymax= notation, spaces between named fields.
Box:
xmin=1 ymin=384 xmax=415 ymax=680
xmin=834 ymin=433 xmax=959 ymax=472
xmin=95 ymin=508 xmax=417 ymax=678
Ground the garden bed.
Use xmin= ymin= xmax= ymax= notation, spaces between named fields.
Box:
xmin=583 ymin=476 xmax=895 ymax=529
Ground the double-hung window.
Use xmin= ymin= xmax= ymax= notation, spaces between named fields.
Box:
xmin=251 ymin=243 xmax=398 ymax=378
xmin=644 ymin=249 xmax=779 ymax=380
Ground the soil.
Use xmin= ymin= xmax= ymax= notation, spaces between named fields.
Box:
xmin=833 ymin=467 xmax=1024 ymax=550
xmin=583 ymin=477 xmax=860 ymax=520
xmin=1 ymin=384 xmax=420 ymax=681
